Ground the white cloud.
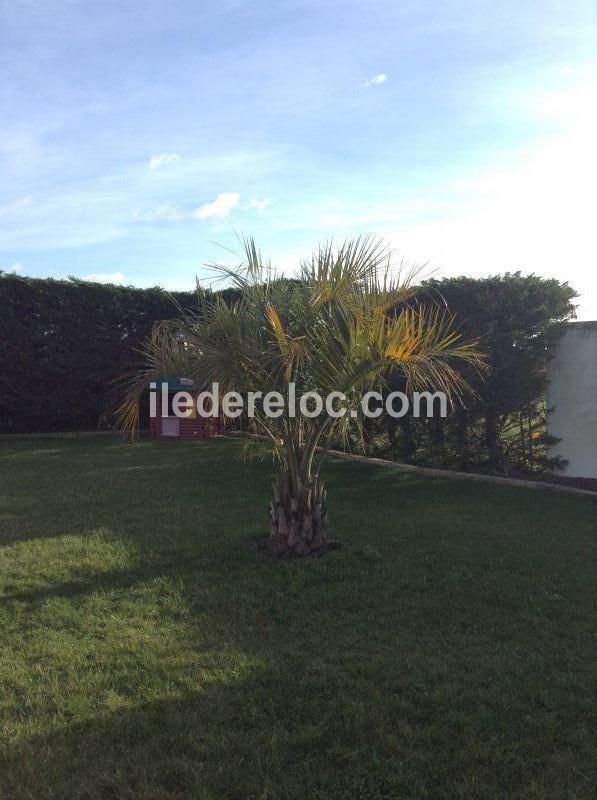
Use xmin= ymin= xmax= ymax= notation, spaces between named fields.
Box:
xmin=248 ymin=197 xmax=272 ymax=212
xmin=1 ymin=262 xmax=24 ymax=274
xmin=362 ymin=73 xmax=387 ymax=88
xmin=193 ymin=192 xmax=240 ymax=219
xmin=148 ymin=153 xmax=181 ymax=170
xmin=83 ymin=271 xmax=126 ymax=284
xmin=134 ymin=193 xmax=242 ymax=223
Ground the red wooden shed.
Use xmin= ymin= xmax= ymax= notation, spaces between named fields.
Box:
xmin=149 ymin=377 xmax=221 ymax=440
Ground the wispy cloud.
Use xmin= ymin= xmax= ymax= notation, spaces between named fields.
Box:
xmin=83 ymin=271 xmax=126 ymax=284
xmin=133 ymin=193 xmax=242 ymax=224
xmin=148 ymin=153 xmax=181 ymax=170
xmin=133 ymin=205 xmax=186 ymax=222
xmin=362 ymin=73 xmax=387 ymax=88
xmin=193 ymin=192 xmax=240 ymax=219
xmin=248 ymin=197 xmax=272 ymax=211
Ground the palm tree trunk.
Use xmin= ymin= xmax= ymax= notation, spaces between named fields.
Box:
xmin=269 ymin=469 xmax=328 ymax=555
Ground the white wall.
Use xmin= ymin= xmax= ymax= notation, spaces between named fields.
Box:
xmin=547 ymin=322 xmax=597 ymax=478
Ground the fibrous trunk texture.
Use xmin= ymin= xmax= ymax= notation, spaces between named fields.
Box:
xmin=269 ymin=471 xmax=328 ymax=556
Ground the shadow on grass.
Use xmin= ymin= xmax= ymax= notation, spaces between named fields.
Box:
xmin=2 ymin=674 xmax=423 ymax=800
xmin=0 ymin=564 xmax=162 ymax=607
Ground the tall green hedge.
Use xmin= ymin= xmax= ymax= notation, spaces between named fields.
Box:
xmin=0 ymin=275 xmax=202 ymax=433
xmin=362 ymin=272 xmax=578 ymax=474
xmin=0 ymin=270 xmax=578 ymax=461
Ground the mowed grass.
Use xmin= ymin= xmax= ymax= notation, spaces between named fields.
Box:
xmin=0 ymin=436 xmax=596 ymax=800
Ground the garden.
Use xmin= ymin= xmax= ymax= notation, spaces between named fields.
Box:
xmin=1 ymin=240 xmax=595 ymax=799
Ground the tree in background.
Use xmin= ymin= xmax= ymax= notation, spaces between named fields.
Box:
xmin=368 ymin=273 xmax=577 ymax=474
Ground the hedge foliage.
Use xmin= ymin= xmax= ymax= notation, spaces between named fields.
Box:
xmin=0 ymin=270 xmax=578 ymax=473
xmin=0 ymin=275 xmax=207 ymax=433
xmin=362 ymin=272 xmax=578 ymax=474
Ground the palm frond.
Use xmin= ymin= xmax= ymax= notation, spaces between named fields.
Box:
xmin=115 ymin=237 xmax=485 ymax=467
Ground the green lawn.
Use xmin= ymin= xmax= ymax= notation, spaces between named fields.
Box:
xmin=0 ymin=436 xmax=596 ymax=800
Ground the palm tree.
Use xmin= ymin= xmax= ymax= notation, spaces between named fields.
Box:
xmin=115 ymin=237 xmax=484 ymax=555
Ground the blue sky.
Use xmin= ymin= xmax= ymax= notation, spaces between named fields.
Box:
xmin=1 ymin=0 xmax=596 ymax=317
